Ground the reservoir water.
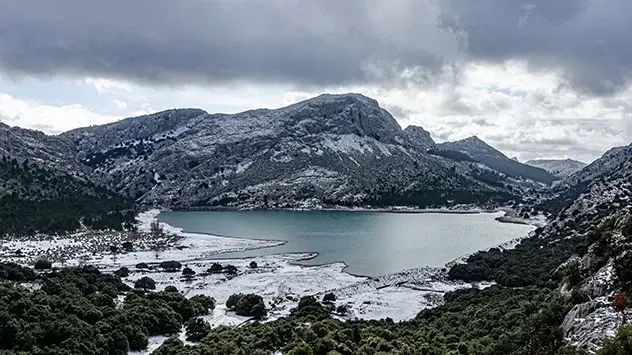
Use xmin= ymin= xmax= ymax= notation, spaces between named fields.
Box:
xmin=158 ymin=210 xmax=534 ymax=277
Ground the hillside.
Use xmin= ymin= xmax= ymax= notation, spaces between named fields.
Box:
xmin=436 ymin=136 xmax=559 ymax=184
xmin=0 ymin=155 xmax=135 ymax=236
xmin=0 ymin=123 xmax=135 ymax=236
xmin=62 ymin=94 xmax=516 ymax=209
xmin=526 ymin=158 xmax=587 ymax=178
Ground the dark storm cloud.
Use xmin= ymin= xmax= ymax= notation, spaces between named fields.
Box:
xmin=439 ymin=0 xmax=632 ymax=95
xmin=1 ymin=0 xmax=630 ymax=96
xmin=0 ymin=0 xmax=456 ymax=87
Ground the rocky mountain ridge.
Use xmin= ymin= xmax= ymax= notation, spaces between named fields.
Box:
xmin=0 ymin=93 xmax=606 ymax=212
xmin=61 ymin=94 xmax=522 ymax=209
xmin=526 ymin=158 xmax=588 ymax=178
xmin=436 ymin=136 xmax=559 ymax=185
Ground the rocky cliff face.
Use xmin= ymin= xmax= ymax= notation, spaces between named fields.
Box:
xmin=61 ymin=94 xmax=513 ymax=208
xmin=404 ymin=125 xmax=435 ymax=151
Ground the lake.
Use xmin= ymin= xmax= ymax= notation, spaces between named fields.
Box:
xmin=158 ymin=210 xmax=534 ymax=277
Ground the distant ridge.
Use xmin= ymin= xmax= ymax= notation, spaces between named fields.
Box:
xmin=525 ymin=158 xmax=587 ymax=178
xmin=436 ymin=136 xmax=559 ymax=184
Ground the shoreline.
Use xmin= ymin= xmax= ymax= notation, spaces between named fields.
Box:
xmin=152 ymin=208 xmax=539 ymax=278
xmin=0 ymin=206 xmax=539 ymax=337
xmin=163 ymin=205 xmax=502 ymax=214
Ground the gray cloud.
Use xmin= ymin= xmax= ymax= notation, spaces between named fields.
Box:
xmin=1 ymin=0 xmax=629 ymax=97
xmin=439 ymin=0 xmax=632 ymax=95
xmin=0 ymin=0 xmax=457 ymax=88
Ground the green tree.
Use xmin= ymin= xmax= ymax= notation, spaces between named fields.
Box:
xmin=134 ymin=276 xmax=156 ymax=290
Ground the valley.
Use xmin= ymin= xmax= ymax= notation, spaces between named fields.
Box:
xmin=1 ymin=93 xmax=631 ymax=354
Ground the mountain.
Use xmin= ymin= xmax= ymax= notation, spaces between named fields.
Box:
xmin=403 ymin=125 xmax=435 ymax=151
xmin=564 ymin=146 xmax=631 ymax=187
xmin=435 ymin=136 xmax=559 ymax=184
xmin=62 ymin=94 xmax=516 ymax=209
xmin=0 ymin=123 xmax=89 ymax=177
xmin=0 ymin=123 xmax=135 ymax=236
xmin=534 ymin=145 xmax=632 ymax=216
xmin=525 ymin=158 xmax=587 ymax=178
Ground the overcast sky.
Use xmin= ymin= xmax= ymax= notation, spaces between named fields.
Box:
xmin=1 ymin=0 xmax=631 ymax=163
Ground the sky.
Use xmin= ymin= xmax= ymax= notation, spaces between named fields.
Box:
xmin=1 ymin=0 xmax=631 ymax=163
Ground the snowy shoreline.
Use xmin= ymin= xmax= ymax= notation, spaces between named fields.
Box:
xmin=0 ymin=208 xmax=538 ymax=354
xmin=0 ymin=208 xmax=537 ymax=326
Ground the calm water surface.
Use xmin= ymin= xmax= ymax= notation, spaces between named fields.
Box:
xmin=158 ymin=211 xmax=534 ymax=277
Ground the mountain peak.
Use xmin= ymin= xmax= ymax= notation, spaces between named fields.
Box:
xmin=404 ymin=125 xmax=435 ymax=150
xmin=463 ymin=135 xmax=486 ymax=144
xmin=437 ymin=137 xmax=558 ymax=184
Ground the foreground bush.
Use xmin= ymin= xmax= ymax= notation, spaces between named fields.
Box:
xmin=226 ymin=293 xmax=267 ymax=319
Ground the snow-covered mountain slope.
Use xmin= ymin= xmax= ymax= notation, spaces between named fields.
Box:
xmin=0 ymin=122 xmax=89 ymax=178
xmin=436 ymin=136 xmax=559 ymax=185
xmin=564 ymin=146 xmax=631 ymax=187
xmin=535 ymin=145 xmax=632 ymax=216
xmin=525 ymin=158 xmax=587 ymax=178
xmin=62 ymin=94 xmax=515 ymax=208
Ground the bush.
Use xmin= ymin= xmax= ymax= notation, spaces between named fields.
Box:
xmin=226 ymin=293 xmax=267 ymax=319
xmin=185 ymin=318 xmax=211 ymax=342
xmin=34 ymin=259 xmax=52 ymax=270
xmin=208 ymin=263 xmax=223 ymax=274
xmin=288 ymin=343 xmax=314 ymax=355
xmin=336 ymin=305 xmax=348 ymax=315
xmin=160 ymin=260 xmax=182 ymax=272
xmin=224 ymin=265 xmax=238 ymax=275
xmin=114 ymin=267 xmax=130 ymax=278
xmin=0 ymin=262 xmax=37 ymax=281
xmin=122 ymin=241 xmax=134 ymax=252
xmin=165 ymin=285 xmax=179 ymax=293
xmin=226 ymin=293 xmax=245 ymax=309
xmin=249 ymin=261 xmax=258 ymax=269
xmin=597 ymin=325 xmax=632 ymax=355
xmin=134 ymin=276 xmax=156 ymax=290
xmin=190 ymin=295 xmax=216 ymax=314
xmin=136 ymin=262 xmax=149 ymax=269
xmin=323 ymin=293 xmax=336 ymax=302
xmin=182 ymin=267 xmax=196 ymax=278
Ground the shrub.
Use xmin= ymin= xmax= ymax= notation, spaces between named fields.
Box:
xmin=135 ymin=262 xmax=149 ymax=269
xmin=185 ymin=318 xmax=211 ymax=342
xmin=249 ymin=261 xmax=258 ymax=269
xmin=597 ymin=325 xmax=632 ymax=355
xmin=165 ymin=286 xmax=179 ymax=293
xmin=122 ymin=241 xmax=134 ymax=252
xmin=0 ymin=262 xmax=37 ymax=281
xmin=182 ymin=267 xmax=196 ymax=278
xmin=134 ymin=276 xmax=156 ymax=290
xmin=208 ymin=263 xmax=223 ymax=274
xmin=114 ymin=267 xmax=130 ymax=277
xmin=160 ymin=260 xmax=182 ymax=272
xmin=224 ymin=264 xmax=238 ymax=275
xmin=190 ymin=295 xmax=216 ymax=314
xmin=34 ymin=259 xmax=52 ymax=270
xmin=336 ymin=305 xmax=348 ymax=315
xmin=323 ymin=293 xmax=336 ymax=302
xmin=226 ymin=293 xmax=245 ymax=309
xmin=226 ymin=293 xmax=267 ymax=319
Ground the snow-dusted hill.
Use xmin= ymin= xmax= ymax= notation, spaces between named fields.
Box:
xmin=61 ymin=94 xmax=516 ymax=208
xmin=525 ymin=158 xmax=587 ymax=178
xmin=436 ymin=136 xmax=559 ymax=184
xmin=0 ymin=122 xmax=89 ymax=178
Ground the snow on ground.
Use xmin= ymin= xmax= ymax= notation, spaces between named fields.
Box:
xmin=1 ymin=208 xmax=535 ymax=354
